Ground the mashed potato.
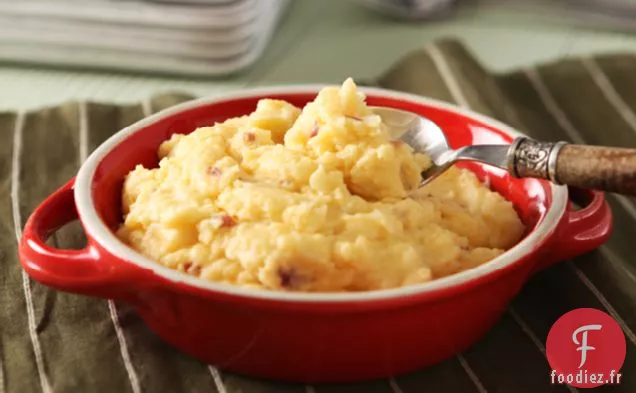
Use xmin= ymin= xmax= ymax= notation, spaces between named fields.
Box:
xmin=117 ymin=78 xmax=525 ymax=292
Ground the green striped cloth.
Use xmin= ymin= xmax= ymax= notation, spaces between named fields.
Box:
xmin=2 ymin=38 xmax=635 ymax=393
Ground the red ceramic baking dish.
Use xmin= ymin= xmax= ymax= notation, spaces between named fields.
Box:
xmin=19 ymin=86 xmax=613 ymax=383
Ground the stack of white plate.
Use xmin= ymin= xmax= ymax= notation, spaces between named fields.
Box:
xmin=0 ymin=0 xmax=290 ymax=76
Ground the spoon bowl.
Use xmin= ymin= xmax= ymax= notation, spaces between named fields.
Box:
xmin=371 ymin=106 xmax=455 ymax=185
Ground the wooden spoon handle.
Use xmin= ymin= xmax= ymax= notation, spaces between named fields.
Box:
xmin=555 ymin=144 xmax=636 ymax=194
xmin=509 ymin=137 xmax=636 ymax=195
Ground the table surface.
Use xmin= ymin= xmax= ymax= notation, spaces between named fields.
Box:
xmin=1 ymin=0 xmax=636 ymax=111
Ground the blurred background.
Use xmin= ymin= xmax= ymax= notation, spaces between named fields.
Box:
xmin=1 ymin=0 xmax=636 ymax=109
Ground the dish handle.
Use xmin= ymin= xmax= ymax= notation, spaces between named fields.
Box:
xmin=533 ymin=188 xmax=612 ymax=273
xmin=19 ymin=178 xmax=143 ymax=299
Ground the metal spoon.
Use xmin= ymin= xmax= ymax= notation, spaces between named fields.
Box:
xmin=371 ymin=106 xmax=636 ymax=196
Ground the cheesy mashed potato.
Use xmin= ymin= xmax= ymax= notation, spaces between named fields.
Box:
xmin=117 ymin=78 xmax=525 ymax=292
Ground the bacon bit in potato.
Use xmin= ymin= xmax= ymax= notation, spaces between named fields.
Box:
xmin=221 ymin=214 xmax=237 ymax=228
xmin=345 ymin=115 xmax=361 ymax=121
xmin=183 ymin=262 xmax=201 ymax=276
xmin=243 ymin=132 xmax=256 ymax=143
xmin=278 ymin=267 xmax=302 ymax=289
xmin=390 ymin=140 xmax=405 ymax=148
xmin=182 ymin=262 xmax=202 ymax=276
xmin=207 ymin=166 xmax=222 ymax=176
xmin=211 ymin=214 xmax=237 ymax=229
xmin=310 ymin=124 xmax=319 ymax=138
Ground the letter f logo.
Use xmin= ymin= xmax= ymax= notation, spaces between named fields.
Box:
xmin=572 ymin=324 xmax=602 ymax=368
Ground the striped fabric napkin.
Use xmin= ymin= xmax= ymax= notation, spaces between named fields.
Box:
xmin=2 ymin=38 xmax=635 ymax=393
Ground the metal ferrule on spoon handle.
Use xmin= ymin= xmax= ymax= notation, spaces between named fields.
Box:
xmin=507 ymin=137 xmax=636 ymax=195
xmin=506 ymin=137 xmax=567 ymax=183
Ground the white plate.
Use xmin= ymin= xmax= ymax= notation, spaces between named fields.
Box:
xmin=0 ymin=22 xmax=254 ymax=59
xmin=0 ymin=0 xmax=257 ymax=28
xmin=0 ymin=13 xmax=259 ymax=44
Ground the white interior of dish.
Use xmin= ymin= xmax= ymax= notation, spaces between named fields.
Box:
xmin=75 ymin=85 xmax=568 ymax=302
